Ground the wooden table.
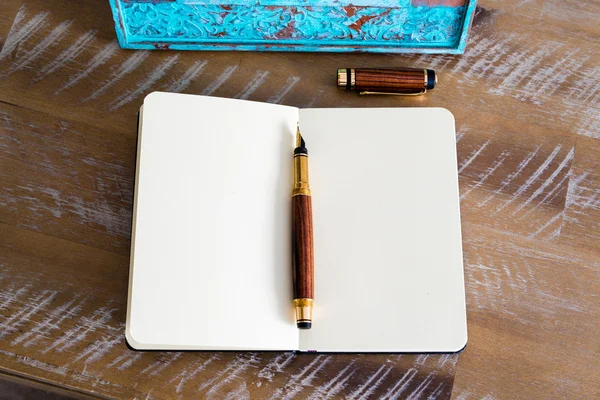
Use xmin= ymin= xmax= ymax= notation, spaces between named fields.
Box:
xmin=0 ymin=1 xmax=598 ymax=398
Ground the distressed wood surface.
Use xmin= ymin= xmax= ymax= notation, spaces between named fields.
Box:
xmin=0 ymin=0 xmax=599 ymax=399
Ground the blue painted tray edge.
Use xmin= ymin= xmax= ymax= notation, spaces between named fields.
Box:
xmin=109 ymin=0 xmax=477 ymax=54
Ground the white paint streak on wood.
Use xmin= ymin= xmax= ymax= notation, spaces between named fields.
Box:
xmin=303 ymin=91 xmax=322 ymax=108
xmin=565 ymin=172 xmax=590 ymax=208
xmin=106 ymin=352 xmax=134 ymax=370
xmin=452 ymin=391 xmax=471 ymax=400
xmin=547 ymin=226 xmax=562 ymax=240
xmin=416 ymin=54 xmax=452 ymax=70
xmin=280 ymin=356 xmax=331 ymax=400
xmin=522 ymin=165 xmax=572 ymax=217
xmin=464 ymin=34 xmax=516 ymax=79
xmin=489 ymin=43 xmax=558 ymax=97
xmin=0 ymin=110 xmax=16 ymax=132
xmin=257 ymin=353 xmax=296 ymax=383
xmin=7 ymin=4 xmax=27 ymax=33
xmin=0 ymin=284 xmax=30 ymax=310
xmin=535 ymin=291 xmax=584 ymax=312
xmin=415 ymin=354 xmax=430 ymax=365
xmin=577 ymin=104 xmax=600 ymax=139
xmin=464 ymin=247 xmax=586 ymax=317
xmin=513 ymin=147 xmax=574 ymax=214
xmin=307 ymin=361 xmax=355 ymax=400
xmin=583 ymin=193 xmax=599 ymax=210
xmin=235 ymin=70 xmax=270 ymax=99
xmin=12 ymin=182 xmax=131 ymax=237
xmin=268 ymin=355 xmax=331 ymax=400
xmin=35 ymin=30 xmax=97 ymax=81
xmin=540 ymin=0 xmax=598 ymax=27
xmin=428 ymin=382 xmax=446 ymax=399
xmin=495 ymin=145 xmax=562 ymax=213
xmin=166 ymin=60 xmax=208 ymax=93
xmin=487 ymin=47 xmax=529 ymax=82
xmin=406 ymin=373 xmax=433 ymax=400
xmin=7 ymin=21 xmax=73 ymax=74
xmin=458 ymin=140 xmax=491 ymax=174
xmin=110 ymin=55 xmax=180 ymax=111
xmin=522 ymin=50 xmax=589 ymax=101
xmin=223 ymin=382 xmax=250 ymax=400
xmin=437 ymin=353 xmax=459 ymax=368
xmin=114 ymin=353 xmax=141 ymax=374
xmin=267 ymin=76 xmax=300 ymax=104
xmin=480 ymin=147 xmax=540 ymax=207
xmin=195 ymin=369 xmax=227 ymax=394
xmin=12 ymin=296 xmax=85 ymax=347
xmin=201 ymin=65 xmax=238 ymax=96
xmin=0 ymin=10 xmax=50 ymax=61
xmin=452 ymin=34 xmax=492 ymax=73
xmin=380 ymin=368 xmax=418 ymax=400
xmin=568 ymin=66 xmax=600 ymax=103
xmin=348 ymin=365 xmax=393 ymax=400
xmin=0 ymin=349 xmax=68 ymax=376
xmin=71 ymin=333 xmax=122 ymax=364
xmin=71 ymin=196 xmax=130 ymax=237
xmin=140 ymin=352 xmax=182 ymax=376
xmin=561 ymin=169 xmax=600 ymax=239
xmin=461 ymin=151 xmax=508 ymax=201
xmin=514 ymin=244 xmax=584 ymax=264
xmin=168 ymin=355 xmax=217 ymax=394
xmin=469 ymin=263 xmax=503 ymax=310
xmin=84 ymin=51 xmax=150 ymax=101
xmin=347 ymin=364 xmax=387 ymax=399
xmin=45 ymin=306 xmax=117 ymax=353
xmin=200 ymin=353 xmax=260 ymax=398
xmin=0 ymin=290 xmax=56 ymax=337
xmin=55 ymin=42 xmax=119 ymax=94
xmin=106 ymin=352 xmax=143 ymax=371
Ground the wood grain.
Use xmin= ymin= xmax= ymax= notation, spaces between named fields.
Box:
xmin=353 ymin=68 xmax=427 ymax=94
xmin=292 ymin=194 xmax=315 ymax=300
xmin=0 ymin=1 xmax=20 ymax=50
xmin=0 ymin=0 xmax=599 ymax=398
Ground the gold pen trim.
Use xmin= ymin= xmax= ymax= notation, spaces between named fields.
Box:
xmin=359 ymin=90 xmax=426 ymax=96
xmin=336 ymin=68 xmax=355 ymax=90
xmin=293 ymin=298 xmax=313 ymax=323
xmin=293 ymin=152 xmax=311 ymax=196
xmin=292 ymin=189 xmax=311 ymax=196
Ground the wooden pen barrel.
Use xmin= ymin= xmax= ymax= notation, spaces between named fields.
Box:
xmin=354 ymin=68 xmax=427 ymax=94
xmin=292 ymin=195 xmax=314 ymax=300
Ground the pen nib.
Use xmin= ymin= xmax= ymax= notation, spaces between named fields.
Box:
xmin=296 ymin=125 xmax=306 ymax=149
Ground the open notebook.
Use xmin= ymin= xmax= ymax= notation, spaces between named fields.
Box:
xmin=127 ymin=92 xmax=467 ymax=352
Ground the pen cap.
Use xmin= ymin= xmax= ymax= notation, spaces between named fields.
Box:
xmin=337 ymin=68 xmax=436 ymax=95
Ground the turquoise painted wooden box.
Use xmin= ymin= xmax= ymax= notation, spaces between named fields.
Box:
xmin=109 ymin=0 xmax=476 ymax=53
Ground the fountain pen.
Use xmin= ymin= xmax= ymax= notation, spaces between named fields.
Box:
xmin=292 ymin=126 xmax=314 ymax=329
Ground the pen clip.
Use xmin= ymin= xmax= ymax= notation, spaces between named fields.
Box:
xmin=359 ymin=89 xmax=427 ymax=96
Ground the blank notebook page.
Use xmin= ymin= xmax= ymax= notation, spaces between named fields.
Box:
xmin=298 ymin=108 xmax=467 ymax=352
xmin=127 ymin=93 xmax=299 ymax=350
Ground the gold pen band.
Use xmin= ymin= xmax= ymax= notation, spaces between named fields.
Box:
xmin=293 ymin=298 xmax=313 ymax=326
xmin=293 ymin=153 xmax=311 ymax=196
